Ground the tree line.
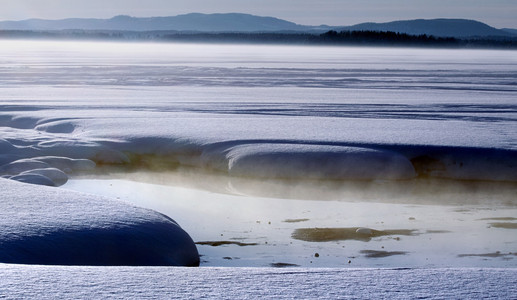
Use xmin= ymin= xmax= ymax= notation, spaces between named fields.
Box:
xmin=1 ymin=29 xmax=516 ymax=49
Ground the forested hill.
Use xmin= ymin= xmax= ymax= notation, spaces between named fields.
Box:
xmin=1 ymin=14 xmax=515 ymax=38
xmin=338 ymin=19 xmax=513 ymax=38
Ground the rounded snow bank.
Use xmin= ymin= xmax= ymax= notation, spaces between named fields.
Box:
xmin=0 ymin=178 xmax=199 ymax=266
xmin=35 ymin=120 xmax=77 ymax=133
xmin=0 ymin=156 xmax=96 ymax=187
xmin=217 ymin=144 xmax=416 ymax=180
xmin=17 ymin=168 xmax=69 ymax=186
xmin=9 ymin=173 xmax=56 ymax=186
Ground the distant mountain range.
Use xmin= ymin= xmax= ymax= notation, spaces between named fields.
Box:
xmin=0 ymin=13 xmax=515 ymax=38
xmin=0 ymin=14 xmax=308 ymax=32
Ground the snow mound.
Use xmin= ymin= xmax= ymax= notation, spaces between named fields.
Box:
xmin=216 ymin=143 xmax=416 ymax=180
xmin=19 ymin=168 xmax=69 ymax=186
xmin=35 ymin=120 xmax=77 ymax=133
xmin=0 ymin=159 xmax=51 ymax=175
xmin=29 ymin=156 xmax=96 ymax=173
xmin=9 ymin=173 xmax=56 ymax=186
xmin=0 ymin=156 xmax=96 ymax=187
xmin=6 ymin=116 xmax=39 ymax=129
xmin=0 ymin=178 xmax=200 ymax=266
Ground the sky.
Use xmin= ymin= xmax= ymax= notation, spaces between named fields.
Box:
xmin=1 ymin=0 xmax=516 ymax=28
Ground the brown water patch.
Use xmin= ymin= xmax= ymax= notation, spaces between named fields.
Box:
xmin=283 ymin=218 xmax=310 ymax=223
xmin=270 ymin=262 xmax=300 ymax=268
xmin=291 ymin=227 xmax=416 ymax=242
xmin=454 ymin=209 xmax=471 ymax=213
xmin=426 ymin=230 xmax=451 ymax=234
xmin=410 ymin=155 xmax=445 ymax=178
xmin=479 ymin=217 xmax=517 ymax=221
xmin=489 ymin=222 xmax=517 ymax=229
xmin=196 ymin=241 xmax=259 ymax=247
xmin=458 ymin=251 xmax=516 ymax=258
xmin=360 ymin=250 xmax=408 ymax=258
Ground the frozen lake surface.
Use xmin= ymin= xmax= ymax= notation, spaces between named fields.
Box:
xmin=65 ymin=176 xmax=517 ymax=268
xmin=1 ymin=40 xmax=516 ymax=297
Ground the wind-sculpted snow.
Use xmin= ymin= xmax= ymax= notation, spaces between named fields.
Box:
xmin=0 ymin=155 xmax=95 ymax=186
xmin=1 ymin=43 xmax=516 ymax=185
xmin=1 ymin=96 xmax=516 ymax=182
xmin=0 ymin=178 xmax=200 ymax=266
xmin=0 ymin=42 xmax=515 ymax=184
xmin=213 ymin=143 xmax=416 ymax=180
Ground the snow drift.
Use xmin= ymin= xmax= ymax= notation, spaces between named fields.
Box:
xmin=203 ymin=143 xmax=416 ymax=180
xmin=2 ymin=115 xmax=516 ymax=184
xmin=0 ymin=178 xmax=199 ymax=266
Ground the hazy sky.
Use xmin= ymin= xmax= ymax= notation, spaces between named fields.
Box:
xmin=2 ymin=0 xmax=516 ymax=28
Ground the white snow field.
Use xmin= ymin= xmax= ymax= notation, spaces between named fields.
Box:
xmin=0 ymin=40 xmax=516 ymax=297
xmin=1 ymin=265 xmax=516 ymax=299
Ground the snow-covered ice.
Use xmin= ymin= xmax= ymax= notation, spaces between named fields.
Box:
xmin=0 ymin=42 xmax=516 ymax=183
xmin=0 ymin=40 xmax=516 ymax=296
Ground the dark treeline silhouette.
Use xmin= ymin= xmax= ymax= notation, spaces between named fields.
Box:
xmin=1 ymin=29 xmax=516 ymax=49
xmin=160 ymin=30 xmax=517 ymax=48
xmin=318 ymin=30 xmax=459 ymax=46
